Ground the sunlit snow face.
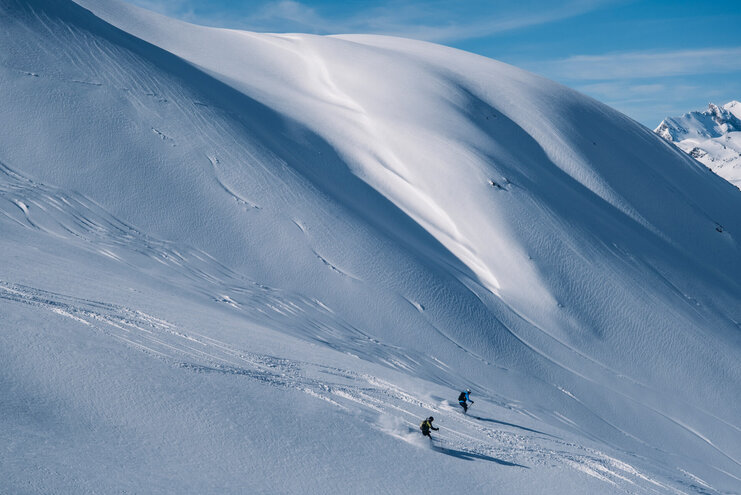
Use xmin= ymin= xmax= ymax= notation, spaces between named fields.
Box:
xmin=2 ymin=2 xmax=741 ymax=493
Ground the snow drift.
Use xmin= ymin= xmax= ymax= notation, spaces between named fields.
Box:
xmin=1 ymin=0 xmax=740 ymax=493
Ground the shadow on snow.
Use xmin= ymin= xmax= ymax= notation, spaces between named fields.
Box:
xmin=471 ymin=415 xmax=555 ymax=438
xmin=431 ymin=443 xmax=528 ymax=468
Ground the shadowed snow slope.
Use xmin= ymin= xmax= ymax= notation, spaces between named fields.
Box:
xmin=1 ymin=0 xmax=740 ymax=493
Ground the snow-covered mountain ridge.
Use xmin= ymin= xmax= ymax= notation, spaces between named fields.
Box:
xmin=655 ymin=101 xmax=741 ymax=189
xmin=1 ymin=0 xmax=740 ymax=493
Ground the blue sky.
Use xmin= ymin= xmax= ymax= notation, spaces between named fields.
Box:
xmin=127 ymin=0 xmax=741 ymax=127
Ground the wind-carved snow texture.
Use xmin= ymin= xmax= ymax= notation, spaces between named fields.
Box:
xmin=0 ymin=160 xmax=444 ymax=377
xmin=1 ymin=0 xmax=741 ymax=493
xmin=0 ymin=279 xmax=681 ymax=494
xmin=1 ymin=163 xmax=710 ymax=493
xmin=0 ymin=159 xmax=235 ymax=284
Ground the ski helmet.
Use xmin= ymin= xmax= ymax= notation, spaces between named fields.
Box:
xmin=428 ymin=416 xmax=434 ymax=422
xmin=466 ymin=389 xmax=470 ymax=393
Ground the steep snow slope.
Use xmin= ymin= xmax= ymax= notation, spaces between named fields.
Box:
xmin=1 ymin=0 xmax=740 ymax=493
xmin=656 ymin=101 xmax=741 ymax=189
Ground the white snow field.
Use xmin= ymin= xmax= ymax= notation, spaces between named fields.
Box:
xmin=1 ymin=0 xmax=740 ymax=493
xmin=655 ymin=101 xmax=741 ymax=190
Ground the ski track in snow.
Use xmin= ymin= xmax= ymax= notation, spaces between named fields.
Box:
xmin=0 ymin=159 xmax=445 ymax=379
xmin=1 ymin=2 xmax=739 ymax=492
xmin=0 ymin=143 xmax=719 ymax=495
xmin=0 ymin=279 xmax=677 ymax=494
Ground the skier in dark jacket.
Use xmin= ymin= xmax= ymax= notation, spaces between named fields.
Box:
xmin=458 ymin=389 xmax=473 ymax=413
xmin=420 ymin=416 xmax=439 ymax=438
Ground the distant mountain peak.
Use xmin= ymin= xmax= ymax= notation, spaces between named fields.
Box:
xmin=654 ymin=101 xmax=741 ymax=142
xmin=655 ymin=101 xmax=741 ymax=189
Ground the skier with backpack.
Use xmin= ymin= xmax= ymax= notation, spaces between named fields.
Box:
xmin=458 ymin=389 xmax=473 ymax=413
xmin=419 ymin=416 xmax=439 ymax=439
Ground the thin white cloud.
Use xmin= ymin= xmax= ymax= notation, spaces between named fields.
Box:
xmin=536 ymin=47 xmax=741 ymax=80
xmin=127 ymin=0 xmax=619 ymax=42
xmin=245 ymin=1 xmax=330 ymax=31
xmin=355 ymin=0 xmax=612 ymax=43
xmin=374 ymin=0 xmax=619 ymax=42
xmin=576 ymin=81 xmax=668 ymax=99
xmin=126 ymin=0 xmax=194 ymax=18
xmin=569 ymin=80 xmax=735 ymax=126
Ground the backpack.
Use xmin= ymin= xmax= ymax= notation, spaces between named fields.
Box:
xmin=458 ymin=391 xmax=466 ymax=402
